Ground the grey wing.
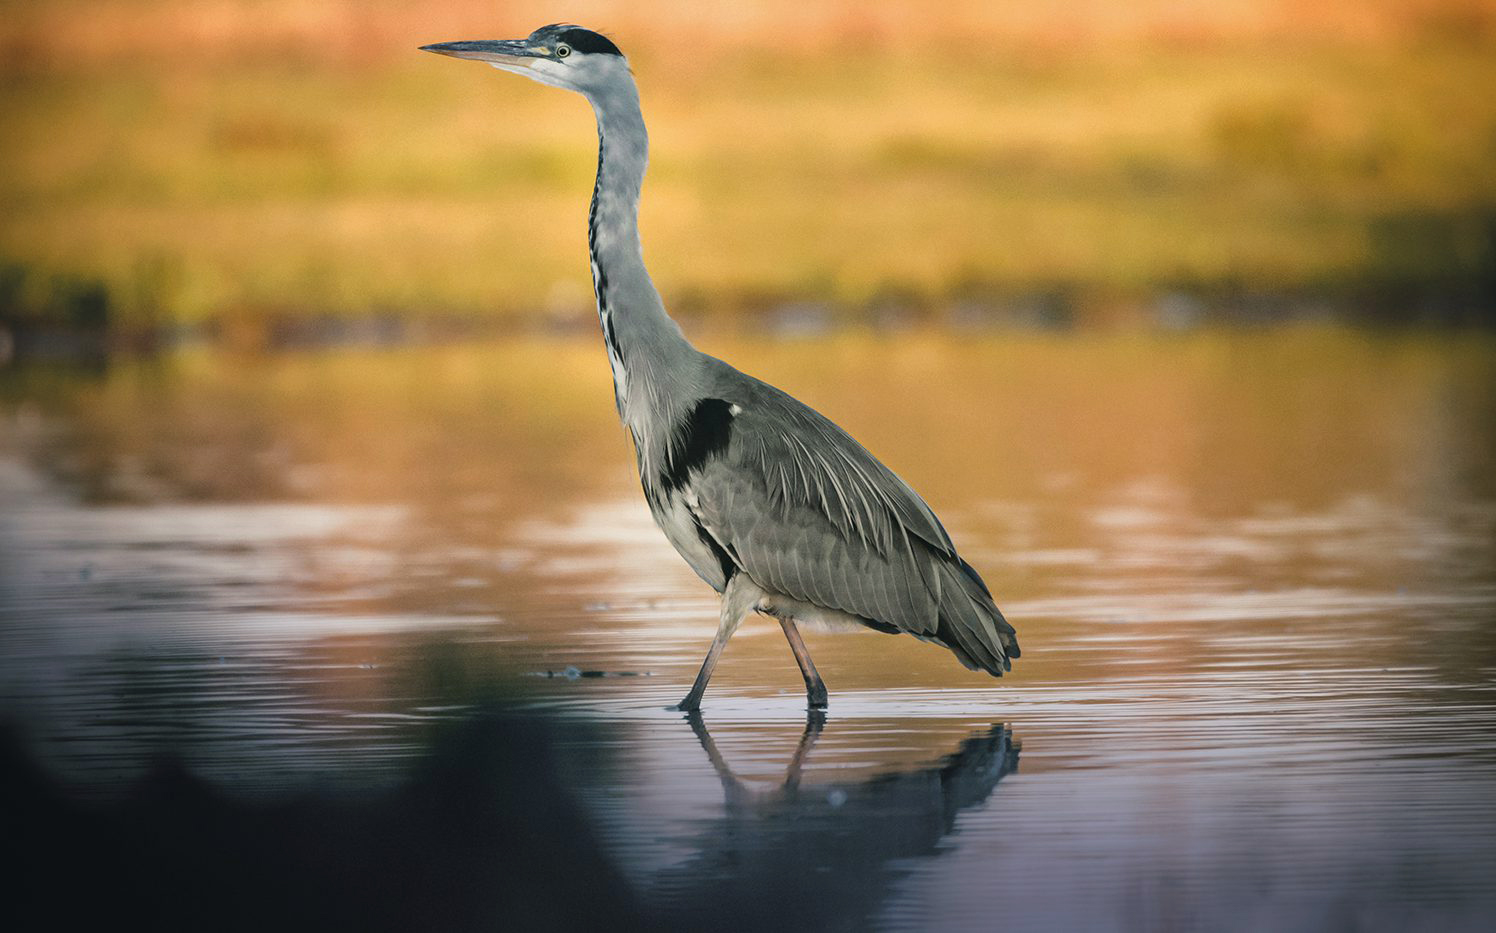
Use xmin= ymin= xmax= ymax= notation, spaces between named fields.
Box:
xmin=686 ymin=379 xmax=1018 ymax=675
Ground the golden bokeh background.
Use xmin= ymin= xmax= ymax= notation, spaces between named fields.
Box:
xmin=2 ymin=0 xmax=1495 ymax=339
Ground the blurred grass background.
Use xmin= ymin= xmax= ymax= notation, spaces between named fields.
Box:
xmin=2 ymin=0 xmax=1495 ymax=345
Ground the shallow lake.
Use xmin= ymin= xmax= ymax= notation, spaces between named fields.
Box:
xmin=3 ymin=328 xmax=1495 ymax=930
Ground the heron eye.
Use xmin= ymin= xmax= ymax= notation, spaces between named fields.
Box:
xmin=555 ymin=44 xmax=571 ymax=58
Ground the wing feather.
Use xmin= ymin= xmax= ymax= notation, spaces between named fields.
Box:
xmin=731 ymin=380 xmax=955 ymax=559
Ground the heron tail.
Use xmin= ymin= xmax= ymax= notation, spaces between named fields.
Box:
xmin=933 ymin=557 xmax=1019 ymax=677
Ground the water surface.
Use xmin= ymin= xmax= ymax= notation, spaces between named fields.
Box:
xmin=3 ymin=329 xmax=1495 ymax=930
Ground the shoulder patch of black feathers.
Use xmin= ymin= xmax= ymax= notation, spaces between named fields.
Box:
xmin=662 ymin=399 xmax=734 ymax=492
xmin=555 ymin=27 xmax=623 ymax=56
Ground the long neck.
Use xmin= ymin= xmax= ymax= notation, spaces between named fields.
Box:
xmin=584 ymin=76 xmax=693 ymax=429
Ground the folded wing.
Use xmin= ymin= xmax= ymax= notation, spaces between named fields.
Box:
xmin=681 ymin=374 xmax=1018 ymax=675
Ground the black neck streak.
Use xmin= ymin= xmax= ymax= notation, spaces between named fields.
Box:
xmin=589 ymin=136 xmax=623 ymax=396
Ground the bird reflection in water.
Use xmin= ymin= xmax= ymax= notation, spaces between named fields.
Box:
xmin=649 ymin=712 xmax=1020 ymax=930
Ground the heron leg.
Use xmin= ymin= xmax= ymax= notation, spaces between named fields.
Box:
xmin=778 ymin=617 xmax=829 ymax=709
xmin=676 ymin=574 xmax=759 ymax=712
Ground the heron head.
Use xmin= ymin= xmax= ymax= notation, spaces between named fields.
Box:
xmin=421 ymin=24 xmax=627 ymax=95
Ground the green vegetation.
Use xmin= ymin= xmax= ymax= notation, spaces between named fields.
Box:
xmin=2 ymin=3 xmax=1495 ymax=336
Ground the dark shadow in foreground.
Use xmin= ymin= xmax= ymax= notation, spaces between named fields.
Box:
xmin=2 ymin=715 xmax=645 ymax=933
xmin=2 ymin=713 xmax=1017 ymax=932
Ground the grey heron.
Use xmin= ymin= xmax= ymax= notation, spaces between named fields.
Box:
xmin=422 ymin=24 xmax=1019 ymax=711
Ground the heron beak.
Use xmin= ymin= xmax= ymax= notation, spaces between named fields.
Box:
xmin=419 ymin=40 xmax=542 ymax=68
